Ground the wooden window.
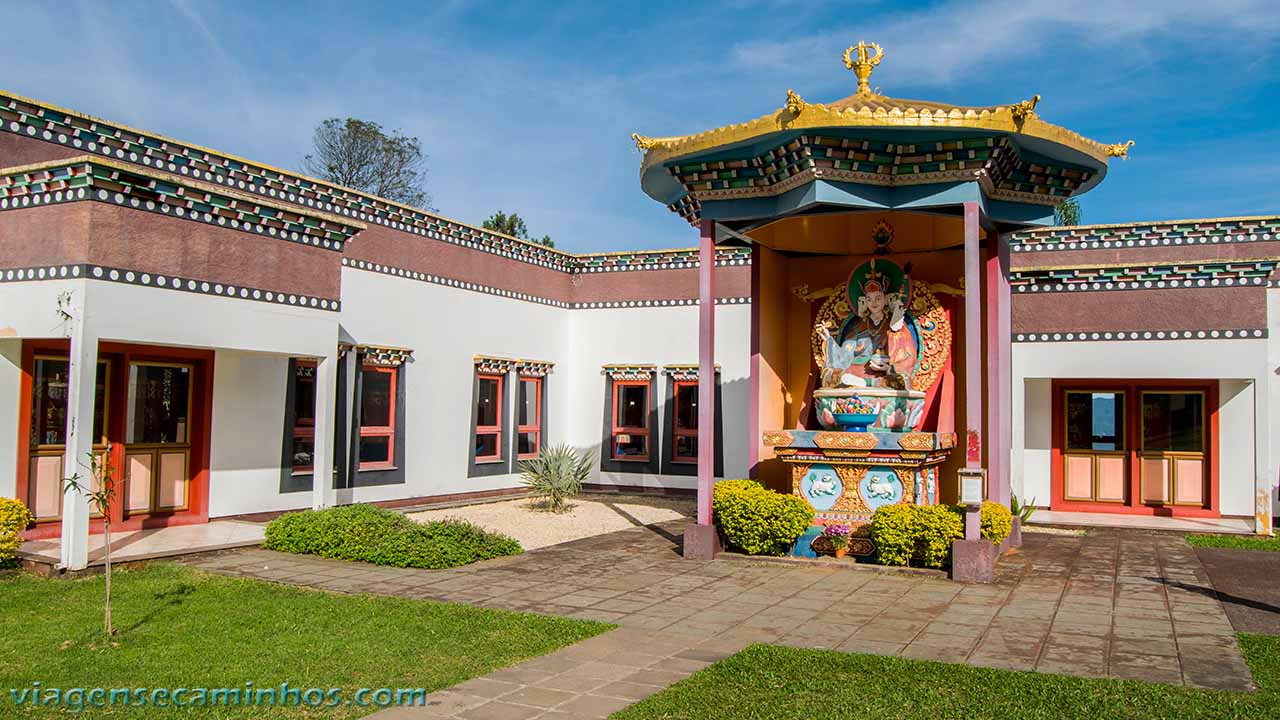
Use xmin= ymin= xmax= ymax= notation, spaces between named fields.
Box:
xmin=516 ymin=376 xmax=542 ymax=459
xmin=1062 ymin=390 xmax=1127 ymax=503
xmin=358 ymin=365 xmax=396 ymax=469
xmin=291 ymin=361 xmax=316 ymax=473
xmin=611 ymin=379 xmax=650 ymax=461
xmin=474 ymin=373 xmax=503 ymax=463
xmin=1140 ymin=391 xmax=1206 ymax=506
xmin=672 ymin=380 xmax=698 ymax=463
xmin=29 ymin=357 xmax=109 ymax=447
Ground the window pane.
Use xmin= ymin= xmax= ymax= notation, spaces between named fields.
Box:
xmin=477 ymin=377 xmax=500 ymax=427
xmin=517 ymin=431 xmax=539 ymax=456
xmin=361 ymin=368 xmax=392 ymax=427
xmin=294 ymin=364 xmax=316 ymax=426
xmin=675 ymin=384 xmax=698 ymax=430
xmin=30 ymin=359 xmax=108 ymax=446
xmin=292 ymin=435 xmax=314 ymax=470
xmin=613 ymin=432 xmax=647 ymax=458
xmin=675 ymin=434 xmax=698 ymax=460
xmin=518 ymin=379 xmax=538 ymax=427
xmin=616 ymin=384 xmax=648 ymax=428
xmin=126 ymin=364 xmax=190 ymax=444
xmin=475 ymin=432 xmax=498 ymax=459
xmin=1065 ymin=391 xmax=1124 ymax=451
xmin=1143 ymin=393 xmax=1204 ymax=452
xmin=359 ymin=435 xmax=391 ymax=465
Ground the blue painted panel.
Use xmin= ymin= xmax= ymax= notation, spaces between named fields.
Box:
xmin=789 ymin=526 xmax=823 ymax=559
xmin=800 ymin=463 xmax=843 ymax=511
xmin=859 ymin=466 xmax=904 ymax=510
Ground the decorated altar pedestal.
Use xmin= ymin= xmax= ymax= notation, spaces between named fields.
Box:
xmin=761 ymin=250 xmax=959 ymax=556
xmin=763 ymin=428 xmax=956 ymax=527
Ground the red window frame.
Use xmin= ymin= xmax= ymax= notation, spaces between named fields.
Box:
xmin=475 ymin=373 xmax=504 ymax=463
xmin=672 ymin=380 xmax=698 ymax=464
xmin=610 ymin=379 xmax=650 ymax=462
xmin=516 ymin=375 xmax=542 ymax=459
xmin=292 ymin=360 xmax=316 ymax=473
xmin=358 ymin=365 xmax=396 ymax=470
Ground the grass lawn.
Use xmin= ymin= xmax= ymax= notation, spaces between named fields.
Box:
xmin=614 ymin=635 xmax=1280 ymax=720
xmin=0 ymin=563 xmax=609 ymax=718
xmin=1186 ymin=533 xmax=1280 ymax=552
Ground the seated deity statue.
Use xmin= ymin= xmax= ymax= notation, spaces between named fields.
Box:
xmin=820 ymin=262 xmax=917 ymax=389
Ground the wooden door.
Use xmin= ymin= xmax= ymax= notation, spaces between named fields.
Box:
xmin=122 ymin=362 xmax=194 ymax=516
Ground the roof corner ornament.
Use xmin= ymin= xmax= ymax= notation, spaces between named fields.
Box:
xmin=842 ymin=41 xmax=884 ymax=96
xmin=631 ymin=133 xmax=660 ymax=151
xmin=1010 ymin=94 xmax=1041 ymax=124
xmin=1105 ymin=140 xmax=1135 ymax=159
xmin=784 ymin=88 xmax=807 ymax=115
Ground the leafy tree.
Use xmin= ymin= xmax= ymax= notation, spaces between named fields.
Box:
xmin=1054 ymin=198 xmax=1082 ymax=226
xmin=483 ymin=211 xmax=554 ymax=248
xmin=303 ymin=118 xmax=432 ymax=209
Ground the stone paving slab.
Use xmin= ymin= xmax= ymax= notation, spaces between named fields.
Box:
xmin=184 ymin=521 xmax=1256 ymax=718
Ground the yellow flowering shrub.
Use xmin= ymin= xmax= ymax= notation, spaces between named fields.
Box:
xmin=713 ymin=480 xmax=814 ymax=556
xmin=870 ymin=503 xmax=963 ymax=568
xmin=0 ymin=497 xmax=34 ymax=567
xmin=980 ymin=500 xmax=1013 ymax=546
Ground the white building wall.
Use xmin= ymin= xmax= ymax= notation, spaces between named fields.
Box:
xmin=567 ymin=303 xmax=752 ymax=490
xmin=207 ymin=352 xmax=291 ymax=517
xmin=1012 ymin=339 xmax=1271 ymax=518
xmin=333 ymin=268 xmax=572 ymax=505
xmin=0 ymin=340 xmax=20 ymax=500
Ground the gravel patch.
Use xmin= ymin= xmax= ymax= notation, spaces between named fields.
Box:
xmin=408 ymin=495 xmax=695 ymax=550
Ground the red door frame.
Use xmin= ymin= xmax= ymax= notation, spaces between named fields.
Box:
xmin=17 ymin=339 xmax=215 ymax=539
xmin=1050 ymin=379 xmax=1219 ymax=518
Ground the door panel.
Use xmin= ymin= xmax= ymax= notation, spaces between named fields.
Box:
xmin=156 ymin=450 xmax=189 ymax=510
xmin=1140 ymin=455 xmax=1170 ymax=504
xmin=1064 ymin=454 xmax=1094 ymax=500
xmin=28 ymin=454 xmax=64 ymax=520
xmin=1096 ymin=456 xmax=1127 ymax=502
xmin=1174 ymin=457 xmax=1205 ymax=505
xmin=124 ymin=452 xmax=154 ymax=513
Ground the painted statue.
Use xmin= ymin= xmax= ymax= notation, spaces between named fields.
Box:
xmin=819 ymin=259 xmax=918 ymax=390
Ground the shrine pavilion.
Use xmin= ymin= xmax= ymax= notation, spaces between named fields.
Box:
xmin=0 ymin=40 xmax=1275 ymax=571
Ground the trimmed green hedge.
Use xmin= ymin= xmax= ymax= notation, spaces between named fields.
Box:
xmin=713 ymin=479 xmax=814 ymax=556
xmin=979 ymin=501 xmax=1013 ymax=546
xmin=870 ymin=504 xmax=963 ymax=568
xmin=264 ymin=504 xmax=521 ymax=568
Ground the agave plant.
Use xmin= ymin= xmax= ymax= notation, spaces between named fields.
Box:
xmin=518 ymin=444 xmax=591 ymax=513
xmin=1011 ymin=494 xmax=1037 ymax=524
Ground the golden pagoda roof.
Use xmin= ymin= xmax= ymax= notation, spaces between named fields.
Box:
xmin=634 ymin=41 xmax=1132 ymax=206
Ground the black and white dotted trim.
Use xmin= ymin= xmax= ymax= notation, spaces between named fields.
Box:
xmin=343 ymin=258 xmax=569 ymax=308
xmin=343 ymin=258 xmax=752 ymax=309
xmin=0 ymin=263 xmax=340 ymax=311
xmin=0 ymin=184 xmax=349 ymax=252
xmin=1269 ymin=278 xmax=1280 ymax=288
xmin=1010 ymin=231 xmax=1277 ymax=253
xmin=1014 ymin=276 xmax=1271 ymax=293
xmin=572 ymin=297 xmax=751 ymax=309
xmin=1014 ymin=329 xmax=1267 ymax=342
xmin=573 ymin=256 xmax=752 ymax=273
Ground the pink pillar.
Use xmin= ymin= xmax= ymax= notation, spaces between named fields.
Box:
xmin=986 ymin=233 xmax=1012 ymax=505
xmin=963 ymin=202 xmax=983 ymax=470
xmin=748 ymin=244 xmax=760 ymax=478
xmin=697 ymin=219 xmax=716 ymax=526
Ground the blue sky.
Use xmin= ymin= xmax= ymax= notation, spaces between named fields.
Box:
xmin=3 ymin=0 xmax=1278 ymax=252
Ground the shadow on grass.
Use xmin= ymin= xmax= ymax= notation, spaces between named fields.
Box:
xmin=121 ymin=582 xmax=198 ymax=633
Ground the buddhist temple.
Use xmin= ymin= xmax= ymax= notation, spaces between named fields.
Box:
xmin=0 ymin=39 xmax=1275 ymax=572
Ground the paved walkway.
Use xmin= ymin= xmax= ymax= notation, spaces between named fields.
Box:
xmin=185 ymin=522 xmax=1254 ymax=719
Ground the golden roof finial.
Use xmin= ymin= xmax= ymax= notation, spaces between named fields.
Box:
xmin=1010 ymin=94 xmax=1041 ymax=124
xmin=1106 ymin=140 xmax=1135 ymax=159
xmin=631 ymin=133 xmax=659 ymax=151
xmin=842 ymin=41 xmax=884 ymax=96
xmin=784 ymin=89 xmax=806 ymax=115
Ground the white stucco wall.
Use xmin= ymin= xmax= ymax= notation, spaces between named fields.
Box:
xmin=334 ymin=268 xmax=573 ymax=504
xmin=207 ymin=351 xmax=292 ymax=517
xmin=567 ymin=303 xmax=752 ymax=489
xmin=0 ymin=340 xmax=21 ymax=500
xmin=1012 ymin=339 xmax=1271 ymax=518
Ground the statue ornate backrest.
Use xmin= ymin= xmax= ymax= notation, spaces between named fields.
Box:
xmin=810 ymin=258 xmax=953 ymax=431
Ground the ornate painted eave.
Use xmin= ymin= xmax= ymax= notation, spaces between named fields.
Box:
xmin=634 ymin=41 xmax=1131 ymax=223
xmin=0 ymin=156 xmax=364 ymax=249
xmin=342 ymin=343 xmax=414 ymax=366
xmin=636 ymin=99 xmax=1118 ymax=175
